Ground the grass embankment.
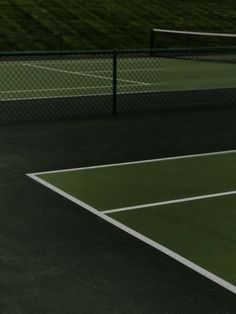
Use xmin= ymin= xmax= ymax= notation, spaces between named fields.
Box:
xmin=1 ymin=0 xmax=236 ymax=51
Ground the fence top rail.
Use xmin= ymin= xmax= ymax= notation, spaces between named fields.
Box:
xmin=1 ymin=46 xmax=236 ymax=57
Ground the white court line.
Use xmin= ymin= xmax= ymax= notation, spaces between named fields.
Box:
xmin=2 ymin=85 xmax=111 ymax=94
xmin=2 ymin=83 xmax=141 ymax=94
xmin=3 ymin=84 xmax=163 ymax=101
xmin=102 ymin=190 xmax=236 ymax=214
xmin=22 ymin=63 xmax=151 ymax=86
xmin=30 ymin=149 xmax=236 ymax=176
xmin=3 ymin=57 xmax=161 ymax=66
xmin=26 ymin=171 xmax=236 ymax=295
xmin=82 ymin=68 xmax=160 ymax=74
xmin=3 ymin=62 xmax=159 ymax=73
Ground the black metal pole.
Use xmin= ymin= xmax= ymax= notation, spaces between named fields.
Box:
xmin=112 ymin=49 xmax=117 ymax=116
xmin=150 ymin=29 xmax=154 ymax=49
xmin=150 ymin=29 xmax=154 ymax=57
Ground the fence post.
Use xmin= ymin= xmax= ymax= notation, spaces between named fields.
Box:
xmin=112 ymin=49 xmax=117 ymax=115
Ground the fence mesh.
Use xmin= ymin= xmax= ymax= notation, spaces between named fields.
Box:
xmin=1 ymin=48 xmax=236 ymax=125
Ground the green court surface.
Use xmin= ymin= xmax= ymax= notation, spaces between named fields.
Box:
xmin=28 ymin=150 xmax=236 ymax=294
xmin=2 ymin=57 xmax=236 ymax=101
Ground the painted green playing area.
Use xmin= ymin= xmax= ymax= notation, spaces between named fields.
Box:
xmin=2 ymin=56 xmax=236 ymax=101
xmin=28 ymin=150 xmax=236 ymax=295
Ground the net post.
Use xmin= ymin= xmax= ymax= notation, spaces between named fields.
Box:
xmin=59 ymin=35 xmax=63 ymax=50
xmin=112 ymin=49 xmax=117 ymax=116
xmin=150 ymin=28 xmax=154 ymax=49
xmin=150 ymin=29 xmax=155 ymax=57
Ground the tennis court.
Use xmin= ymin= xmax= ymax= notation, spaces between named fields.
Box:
xmin=2 ymin=53 xmax=236 ymax=101
xmin=28 ymin=149 xmax=236 ymax=295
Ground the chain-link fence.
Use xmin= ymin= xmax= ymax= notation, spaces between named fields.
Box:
xmin=1 ymin=47 xmax=236 ymax=125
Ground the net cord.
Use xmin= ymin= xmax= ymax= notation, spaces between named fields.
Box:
xmin=152 ymin=28 xmax=236 ymax=38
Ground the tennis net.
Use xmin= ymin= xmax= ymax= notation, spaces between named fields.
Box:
xmin=150 ymin=29 xmax=236 ymax=56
